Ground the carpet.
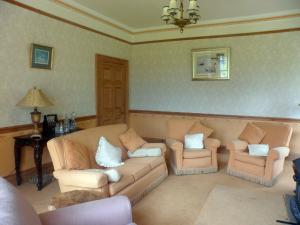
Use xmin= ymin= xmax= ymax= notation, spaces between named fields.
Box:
xmin=195 ymin=185 xmax=289 ymax=225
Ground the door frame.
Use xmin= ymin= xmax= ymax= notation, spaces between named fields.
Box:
xmin=95 ymin=54 xmax=129 ymax=126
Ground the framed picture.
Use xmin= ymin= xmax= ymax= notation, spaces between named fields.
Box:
xmin=192 ymin=47 xmax=230 ymax=80
xmin=31 ymin=44 xmax=53 ymax=69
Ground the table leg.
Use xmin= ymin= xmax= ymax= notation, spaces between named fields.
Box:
xmin=34 ymin=140 xmax=43 ymax=191
xmin=14 ymin=141 xmax=22 ymax=185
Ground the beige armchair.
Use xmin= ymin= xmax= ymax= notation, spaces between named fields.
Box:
xmin=227 ymin=122 xmax=293 ymax=187
xmin=165 ymin=119 xmax=221 ymax=175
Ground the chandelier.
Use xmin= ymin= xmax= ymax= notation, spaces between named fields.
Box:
xmin=161 ymin=0 xmax=201 ymax=33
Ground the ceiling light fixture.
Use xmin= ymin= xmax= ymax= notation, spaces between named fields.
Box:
xmin=161 ymin=0 xmax=201 ymax=33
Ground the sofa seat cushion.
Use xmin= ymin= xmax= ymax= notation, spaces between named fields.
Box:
xmin=116 ymin=159 xmax=151 ymax=181
xmin=183 ymin=149 xmax=211 ymax=159
xmin=109 ymin=175 xmax=135 ymax=196
xmin=125 ymin=157 xmax=165 ymax=170
xmin=235 ymin=151 xmax=266 ymax=167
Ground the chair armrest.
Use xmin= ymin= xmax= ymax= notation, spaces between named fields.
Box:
xmin=204 ymin=138 xmax=221 ymax=150
xmin=226 ymin=140 xmax=248 ymax=152
xmin=53 ymin=169 xmax=108 ymax=189
xmin=268 ymin=147 xmax=290 ymax=161
xmin=165 ymin=138 xmax=184 ymax=152
xmin=141 ymin=142 xmax=167 ymax=156
xmin=39 ymin=196 xmax=132 ymax=225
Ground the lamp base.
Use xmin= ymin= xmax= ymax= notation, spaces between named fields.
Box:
xmin=30 ymin=107 xmax=41 ymax=138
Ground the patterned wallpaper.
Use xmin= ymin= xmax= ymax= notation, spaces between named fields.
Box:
xmin=0 ymin=1 xmax=131 ymax=127
xmin=130 ymin=32 xmax=300 ymax=118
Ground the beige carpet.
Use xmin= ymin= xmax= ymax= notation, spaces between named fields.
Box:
xmin=195 ymin=185 xmax=288 ymax=225
xmin=17 ymin=153 xmax=294 ymax=225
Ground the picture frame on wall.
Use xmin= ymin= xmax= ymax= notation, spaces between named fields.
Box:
xmin=31 ymin=44 xmax=53 ymax=70
xmin=192 ymin=47 xmax=230 ymax=80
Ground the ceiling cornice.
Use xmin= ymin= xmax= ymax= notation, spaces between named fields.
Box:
xmin=4 ymin=0 xmax=300 ymax=44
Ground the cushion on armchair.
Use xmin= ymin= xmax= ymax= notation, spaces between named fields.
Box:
xmin=239 ymin=123 xmax=266 ymax=144
xmin=184 ymin=133 xmax=204 ymax=149
xmin=248 ymin=144 xmax=269 ymax=157
xmin=188 ymin=121 xmax=213 ymax=138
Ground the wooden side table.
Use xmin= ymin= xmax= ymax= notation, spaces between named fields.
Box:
xmin=14 ymin=129 xmax=81 ymax=191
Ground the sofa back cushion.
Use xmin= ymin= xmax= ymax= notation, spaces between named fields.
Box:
xmin=253 ymin=122 xmax=293 ymax=149
xmin=63 ymin=139 xmax=91 ymax=170
xmin=167 ymin=118 xmax=197 ymax=141
xmin=48 ymin=124 xmax=128 ymax=170
xmin=0 ymin=178 xmax=42 ymax=225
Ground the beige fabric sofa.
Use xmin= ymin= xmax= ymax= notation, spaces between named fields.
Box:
xmin=165 ymin=118 xmax=221 ymax=175
xmin=227 ymin=122 xmax=293 ymax=186
xmin=47 ymin=124 xmax=168 ymax=204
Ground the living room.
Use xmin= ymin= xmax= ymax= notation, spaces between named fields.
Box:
xmin=1 ymin=0 xmax=300 ymax=225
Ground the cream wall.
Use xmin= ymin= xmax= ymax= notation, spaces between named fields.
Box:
xmin=130 ymin=31 xmax=300 ymax=119
xmin=0 ymin=1 xmax=131 ymax=127
xmin=0 ymin=1 xmax=130 ymax=177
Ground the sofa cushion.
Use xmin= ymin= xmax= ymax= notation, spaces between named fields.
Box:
xmin=116 ymin=159 xmax=151 ymax=181
xmin=167 ymin=118 xmax=197 ymax=141
xmin=119 ymin=128 xmax=146 ymax=152
xmin=125 ymin=157 xmax=165 ymax=170
xmin=109 ymin=175 xmax=135 ymax=195
xmin=183 ymin=149 xmax=211 ymax=159
xmin=239 ymin=123 xmax=266 ymax=144
xmin=95 ymin=137 xmax=124 ymax=168
xmin=63 ymin=139 xmax=91 ymax=170
xmin=235 ymin=151 xmax=266 ymax=167
xmin=188 ymin=121 xmax=214 ymax=138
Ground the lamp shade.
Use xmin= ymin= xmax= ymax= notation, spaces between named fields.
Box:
xmin=17 ymin=87 xmax=53 ymax=108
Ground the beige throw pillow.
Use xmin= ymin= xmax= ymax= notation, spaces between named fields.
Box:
xmin=188 ymin=121 xmax=214 ymax=139
xmin=119 ymin=128 xmax=146 ymax=152
xmin=63 ymin=139 xmax=91 ymax=170
xmin=239 ymin=123 xmax=266 ymax=144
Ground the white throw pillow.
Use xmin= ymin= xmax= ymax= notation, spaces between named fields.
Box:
xmin=184 ymin=133 xmax=204 ymax=149
xmin=95 ymin=137 xmax=124 ymax=168
xmin=127 ymin=148 xmax=162 ymax=158
xmin=248 ymin=144 xmax=269 ymax=157
xmin=87 ymin=169 xmax=122 ymax=183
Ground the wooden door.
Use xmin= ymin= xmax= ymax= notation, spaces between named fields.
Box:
xmin=95 ymin=55 xmax=128 ymax=126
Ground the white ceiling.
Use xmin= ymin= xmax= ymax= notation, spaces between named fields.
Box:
xmin=71 ymin=0 xmax=300 ymax=29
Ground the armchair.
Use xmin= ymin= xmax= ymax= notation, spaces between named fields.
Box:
xmin=165 ymin=119 xmax=221 ymax=175
xmin=227 ymin=122 xmax=293 ymax=186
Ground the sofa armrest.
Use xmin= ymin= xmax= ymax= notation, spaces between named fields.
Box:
xmin=204 ymin=138 xmax=221 ymax=150
xmin=53 ymin=169 xmax=108 ymax=189
xmin=141 ymin=142 xmax=167 ymax=157
xmin=39 ymin=196 xmax=132 ymax=225
xmin=268 ymin=147 xmax=290 ymax=161
xmin=226 ymin=140 xmax=248 ymax=152
xmin=165 ymin=138 xmax=184 ymax=152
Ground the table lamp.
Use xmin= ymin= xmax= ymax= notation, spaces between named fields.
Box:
xmin=17 ymin=87 xmax=53 ymax=138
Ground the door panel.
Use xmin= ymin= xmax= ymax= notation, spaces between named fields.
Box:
xmin=96 ymin=55 xmax=128 ymax=126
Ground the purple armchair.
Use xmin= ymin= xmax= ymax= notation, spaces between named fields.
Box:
xmin=0 ymin=178 xmax=135 ymax=225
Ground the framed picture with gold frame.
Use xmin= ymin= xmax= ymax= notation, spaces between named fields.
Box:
xmin=31 ymin=44 xmax=53 ymax=70
xmin=192 ymin=47 xmax=230 ymax=80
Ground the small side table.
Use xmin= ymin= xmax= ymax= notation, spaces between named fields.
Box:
xmin=14 ymin=129 xmax=81 ymax=191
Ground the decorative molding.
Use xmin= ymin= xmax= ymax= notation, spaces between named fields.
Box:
xmin=51 ymin=0 xmax=133 ymax=35
xmin=0 ymin=115 xmax=96 ymax=134
xmin=132 ymin=28 xmax=300 ymax=45
xmin=129 ymin=109 xmax=300 ymax=123
xmin=2 ymin=0 xmax=131 ymax=44
xmin=134 ymin=12 xmax=300 ymax=34
xmin=3 ymin=0 xmax=300 ymax=45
